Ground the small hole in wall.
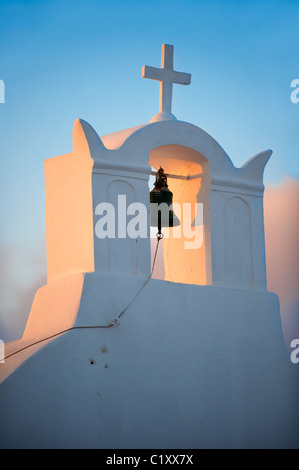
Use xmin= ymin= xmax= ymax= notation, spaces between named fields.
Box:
xmin=104 ymin=364 xmax=109 ymax=369
xmin=89 ymin=359 xmax=95 ymax=365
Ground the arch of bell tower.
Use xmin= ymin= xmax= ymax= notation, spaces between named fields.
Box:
xmin=149 ymin=144 xmax=209 ymax=286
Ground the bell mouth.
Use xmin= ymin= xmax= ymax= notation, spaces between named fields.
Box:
xmin=150 ymin=207 xmax=180 ymax=228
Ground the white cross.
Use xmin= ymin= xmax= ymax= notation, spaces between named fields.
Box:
xmin=142 ymin=44 xmax=191 ymax=121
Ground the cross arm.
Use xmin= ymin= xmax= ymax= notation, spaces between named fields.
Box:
xmin=142 ymin=65 xmax=191 ymax=85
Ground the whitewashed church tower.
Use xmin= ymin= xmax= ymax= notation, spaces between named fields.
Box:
xmin=0 ymin=44 xmax=298 ymax=449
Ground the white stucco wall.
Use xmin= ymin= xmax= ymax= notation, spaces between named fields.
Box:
xmin=0 ymin=274 xmax=298 ymax=449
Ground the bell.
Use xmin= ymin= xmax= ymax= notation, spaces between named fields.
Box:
xmin=150 ymin=167 xmax=180 ymax=234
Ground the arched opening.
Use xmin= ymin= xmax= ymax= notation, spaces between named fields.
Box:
xmin=148 ymin=144 xmax=211 ymax=286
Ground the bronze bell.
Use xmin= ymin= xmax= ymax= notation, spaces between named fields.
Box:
xmin=150 ymin=167 xmax=180 ymax=234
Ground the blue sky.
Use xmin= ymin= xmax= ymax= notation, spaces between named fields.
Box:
xmin=0 ymin=0 xmax=298 ymax=339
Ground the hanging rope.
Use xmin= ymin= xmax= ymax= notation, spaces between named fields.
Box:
xmin=1 ymin=235 xmax=163 ymax=361
xmin=111 ymin=233 xmax=162 ymax=324
xmin=152 ymin=232 xmax=163 ymax=273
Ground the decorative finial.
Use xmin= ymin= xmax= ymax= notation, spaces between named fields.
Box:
xmin=142 ymin=44 xmax=191 ymax=122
